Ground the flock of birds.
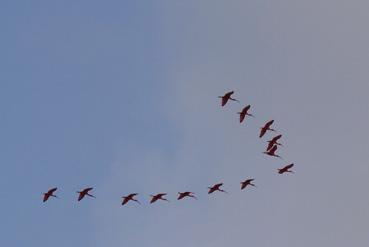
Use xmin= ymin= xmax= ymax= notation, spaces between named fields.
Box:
xmin=43 ymin=91 xmax=295 ymax=205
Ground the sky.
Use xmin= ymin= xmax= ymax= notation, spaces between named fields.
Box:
xmin=1 ymin=1 xmax=368 ymax=246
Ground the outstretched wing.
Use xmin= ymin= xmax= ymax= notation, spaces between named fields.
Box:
xmin=78 ymin=193 xmax=85 ymax=201
xmin=122 ymin=197 xmax=130 ymax=205
xmin=265 ymin=120 xmax=274 ymax=128
xmin=241 ymin=182 xmax=247 ymax=190
xmin=269 ymin=145 xmax=278 ymax=155
xmin=85 ymin=187 xmax=93 ymax=192
xmin=43 ymin=194 xmax=50 ymax=202
xmin=48 ymin=187 xmax=57 ymax=194
xmin=239 ymin=112 xmax=246 ymax=123
xmin=266 ymin=141 xmax=274 ymax=151
xmin=259 ymin=127 xmax=267 ymax=138
xmin=286 ymin=163 xmax=294 ymax=169
xmin=221 ymin=97 xmax=229 ymax=106
xmin=272 ymin=134 xmax=282 ymax=142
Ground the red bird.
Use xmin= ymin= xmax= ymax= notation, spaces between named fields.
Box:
xmin=150 ymin=193 xmax=169 ymax=204
xmin=238 ymin=105 xmax=254 ymax=123
xmin=177 ymin=191 xmax=197 ymax=200
xmin=121 ymin=193 xmax=140 ymax=205
xmin=259 ymin=120 xmax=275 ymax=138
xmin=43 ymin=187 xmax=58 ymax=202
xmin=266 ymin=134 xmax=283 ymax=151
xmin=240 ymin=179 xmax=256 ymax=190
xmin=77 ymin=187 xmax=95 ymax=201
xmin=278 ymin=164 xmax=294 ymax=174
xmin=263 ymin=145 xmax=282 ymax=159
xmin=208 ymin=183 xmax=228 ymax=194
xmin=218 ymin=91 xmax=239 ymax=107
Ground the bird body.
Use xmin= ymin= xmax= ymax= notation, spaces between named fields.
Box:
xmin=219 ymin=91 xmax=239 ymax=107
xmin=150 ymin=193 xmax=169 ymax=204
xmin=278 ymin=164 xmax=294 ymax=174
xmin=238 ymin=105 xmax=254 ymax=123
xmin=77 ymin=187 xmax=95 ymax=201
xmin=263 ymin=145 xmax=282 ymax=159
xmin=208 ymin=183 xmax=227 ymax=194
xmin=240 ymin=179 xmax=256 ymax=190
xmin=122 ymin=193 xmax=140 ymax=205
xmin=177 ymin=191 xmax=197 ymax=200
xmin=267 ymin=134 xmax=283 ymax=151
xmin=260 ymin=120 xmax=275 ymax=138
xmin=43 ymin=187 xmax=58 ymax=202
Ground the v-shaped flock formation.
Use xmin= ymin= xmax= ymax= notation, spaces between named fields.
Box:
xmin=43 ymin=91 xmax=295 ymax=204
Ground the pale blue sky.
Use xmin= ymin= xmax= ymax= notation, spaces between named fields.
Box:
xmin=1 ymin=1 xmax=368 ymax=246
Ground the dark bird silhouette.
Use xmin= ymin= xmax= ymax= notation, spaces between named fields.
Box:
xmin=77 ymin=187 xmax=95 ymax=201
xmin=43 ymin=187 xmax=58 ymax=202
xmin=177 ymin=191 xmax=197 ymax=200
xmin=150 ymin=193 xmax=169 ymax=204
xmin=122 ymin=193 xmax=140 ymax=205
xmin=208 ymin=183 xmax=228 ymax=194
xmin=218 ymin=91 xmax=239 ymax=107
xmin=278 ymin=163 xmax=294 ymax=174
xmin=263 ymin=145 xmax=282 ymax=159
xmin=238 ymin=105 xmax=254 ymax=123
xmin=267 ymin=134 xmax=283 ymax=151
xmin=240 ymin=179 xmax=256 ymax=190
xmin=259 ymin=120 xmax=275 ymax=138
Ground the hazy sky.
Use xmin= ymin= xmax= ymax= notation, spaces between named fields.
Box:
xmin=1 ymin=1 xmax=368 ymax=246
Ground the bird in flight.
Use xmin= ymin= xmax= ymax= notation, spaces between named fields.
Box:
xmin=77 ymin=187 xmax=95 ymax=201
xmin=266 ymin=134 xmax=283 ymax=151
xmin=240 ymin=179 xmax=256 ymax=190
xmin=259 ymin=120 xmax=275 ymax=138
xmin=208 ymin=183 xmax=228 ymax=194
xmin=263 ymin=145 xmax=282 ymax=159
xmin=150 ymin=193 xmax=169 ymax=204
xmin=43 ymin=187 xmax=58 ymax=202
xmin=238 ymin=105 xmax=254 ymax=123
xmin=218 ymin=91 xmax=239 ymax=107
xmin=177 ymin=191 xmax=197 ymax=200
xmin=278 ymin=164 xmax=294 ymax=174
xmin=121 ymin=193 xmax=141 ymax=205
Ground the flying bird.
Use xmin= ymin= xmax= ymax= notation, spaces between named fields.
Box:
xmin=77 ymin=187 xmax=95 ymax=201
xmin=150 ymin=193 xmax=169 ymax=204
xmin=43 ymin=187 xmax=58 ymax=202
xmin=238 ymin=105 xmax=254 ymax=123
xmin=259 ymin=120 xmax=275 ymax=138
xmin=177 ymin=191 xmax=197 ymax=200
xmin=266 ymin=134 xmax=283 ymax=151
xmin=278 ymin=164 xmax=294 ymax=174
xmin=263 ymin=145 xmax=282 ymax=159
xmin=208 ymin=183 xmax=228 ymax=194
xmin=218 ymin=91 xmax=239 ymax=107
xmin=240 ymin=179 xmax=256 ymax=190
xmin=121 ymin=193 xmax=140 ymax=205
